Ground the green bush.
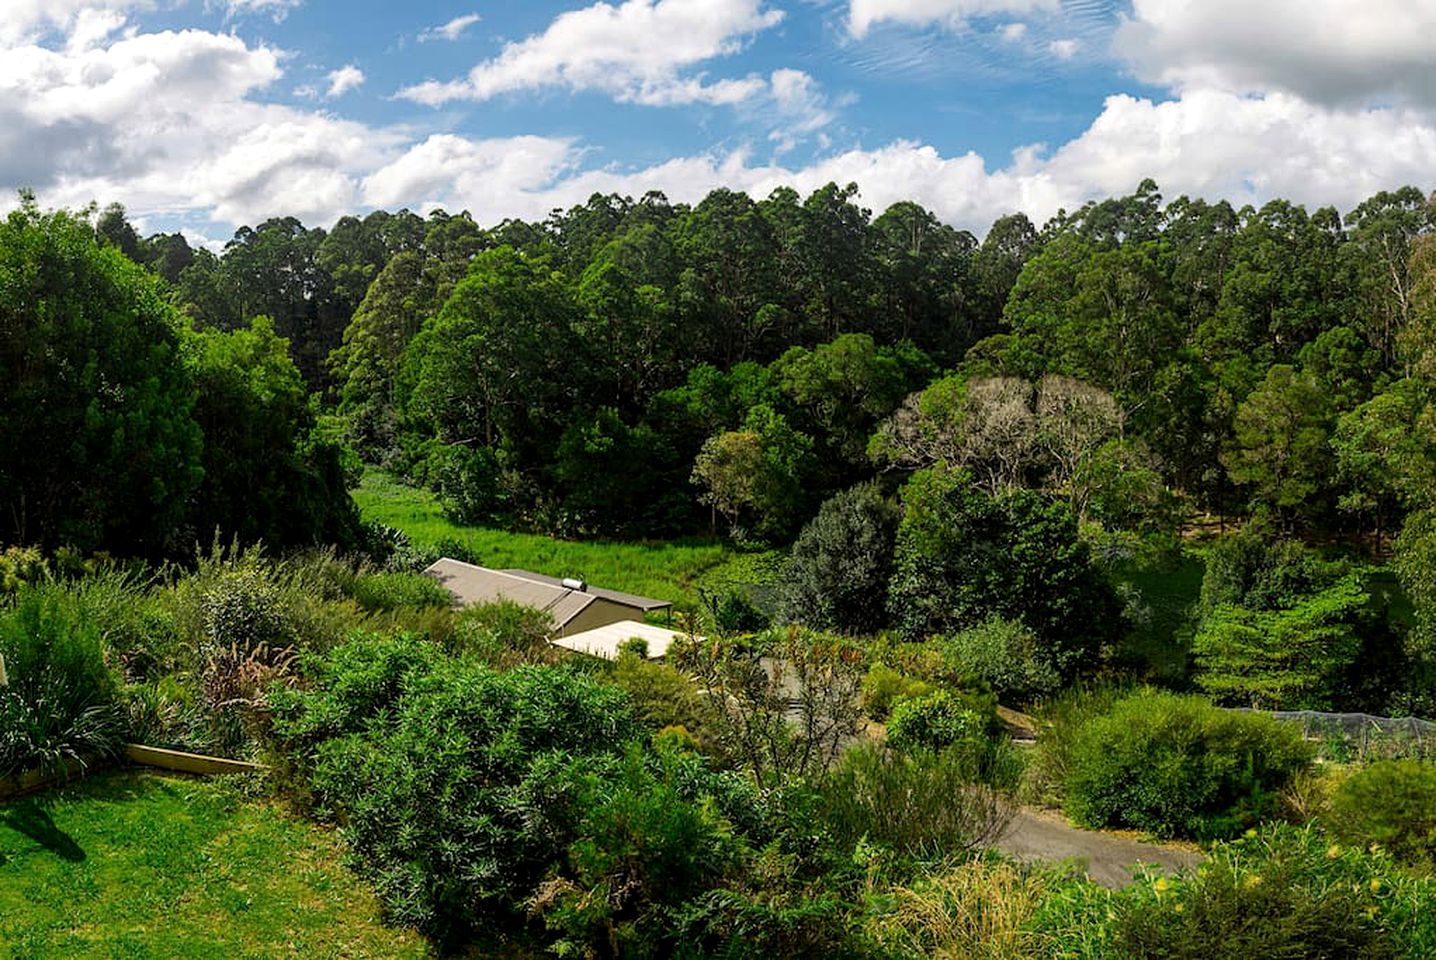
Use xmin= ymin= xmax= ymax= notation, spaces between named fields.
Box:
xmin=886 ymin=689 xmax=999 ymax=756
xmin=860 ymin=662 xmax=934 ymax=721
xmin=1066 ymin=691 xmax=1314 ymax=839
xmin=0 ymin=583 xmax=125 ymax=776
xmin=446 ymin=599 xmax=558 ymax=667
xmin=778 ymin=484 xmax=898 ymax=634
xmin=271 ymin=635 xmax=640 ymax=947
xmin=1107 ymin=824 xmax=1435 ymax=960
xmin=1020 ymin=682 xmax=1131 ymax=808
xmin=348 ymin=571 xmax=451 ymax=613
xmin=613 ymin=652 xmax=718 ymax=748
xmin=820 ymin=742 xmax=1018 ymax=859
xmin=938 ymin=617 xmax=1060 ymax=705
xmin=1326 ymin=760 xmax=1436 ymax=871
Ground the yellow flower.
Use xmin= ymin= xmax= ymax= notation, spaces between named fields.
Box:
xmin=1173 ymin=903 xmax=1184 ymax=914
xmin=1244 ymin=874 xmax=1263 ymax=889
xmin=1244 ymin=828 xmax=1258 ymax=839
xmin=1327 ymin=844 xmax=1342 ymax=859
xmin=1370 ymin=877 xmax=1383 ymax=894
xmin=1155 ymin=877 xmax=1171 ymax=893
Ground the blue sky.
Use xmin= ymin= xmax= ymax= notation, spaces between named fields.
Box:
xmin=2 ymin=1 xmax=1433 ymax=243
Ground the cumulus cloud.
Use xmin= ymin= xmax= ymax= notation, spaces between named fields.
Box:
xmin=354 ymin=89 xmax=1436 ymax=232
xmin=326 ymin=64 xmax=364 ymax=97
xmin=1115 ymin=0 xmax=1436 ymax=109
xmin=848 ymin=0 xmax=1059 ymax=39
xmin=5 ymin=4 xmax=1432 ymax=241
xmin=0 ymin=0 xmax=152 ymax=44
xmin=419 ymin=13 xmax=481 ymax=43
xmin=0 ymin=25 xmax=400 ymax=225
xmin=396 ymin=0 xmax=783 ymax=107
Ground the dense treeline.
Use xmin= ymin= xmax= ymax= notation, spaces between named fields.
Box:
xmin=9 ymin=181 xmax=1436 ymax=711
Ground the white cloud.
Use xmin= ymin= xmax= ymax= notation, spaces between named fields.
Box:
xmin=325 ymin=64 xmax=364 ymax=97
xmin=220 ymin=0 xmax=302 ymax=21
xmin=848 ymin=0 xmax=1059 ymax=39
xmin=353 ymin=89 xmax=1436 ymax=234
xmin=5 ymin=6 xmax=1431 ymax=242
xmin=419 ymin=12 xmax=480 ymax=43
xmin=999 ymin=22 xmax=1027 ymax=41
xmin=1047 ymin=38 xmax=1077 ymax=60
xmin=396 ymin=0 xmax=783 ymax=107
xmin=0 ymin=0 xmax=152 ymax=44
xmin=0 ymin=24 xmax=400 ymax=226
xmin=1115 ymin=0 xmax=1436 ymax=109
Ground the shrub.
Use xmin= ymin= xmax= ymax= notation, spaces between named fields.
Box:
xmin=1022 ymin=682 xmax=1131 ymax=808
xmin=613 ymin=652 xmax=718 ymax=748
xmin=778 ymin=484 xmax=899 ymax=634
xmin=348 ymin=571 xmax=451 ymax=613
xmin=1326 ymin=760 xmax=1436 ymax=871
xmin=939 ymin=617 xmax=1061 ymax=705
xmin=0 ymin=583 xmax=125 ymax=776
xmin=1112 ymin=825 xmax=1413 ymax=960
xmin=446 ymin=600 xmax=558 ymax=667
xmin=860 ymin=662 xmax=933 ymax=721
xmin=701 ymin=586 xmax=771 ymax=634
xmin=271 ymin=636 xmax=640 ymax=947
xmin=1066 ymin=691 xmax=1314 ymax=839
xmin=886 ymin=689 xmax=999 ymax=757
xmin=820 ymin=743 xmax=1017 ymax=859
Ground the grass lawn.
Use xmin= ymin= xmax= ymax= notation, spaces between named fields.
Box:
xmin=353 ymin=470 xmax=738 ymax=609
xmin=0 ymin=772 xmax=426 ymax=960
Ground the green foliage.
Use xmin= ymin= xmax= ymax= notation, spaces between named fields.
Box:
xmin=860 ymin=662 xmax=933 ymax=721
xmin=1022 ymin=682 xmax=1132 ymax=808
xmin=446 ymin=599 xmax=558 ymax=667
xmin=1192 ymin=575 xmax=1375 ymax=710
xmin=612 ymin=652 xmax=718 ymax=746
xmin=1223 ymin=364 xmax=1332 ymax=521
xmin=1114 ymin=834 xmax=1394 ymax=959
xmin=186 ymin=317 xmax=361 ymax=551
xmin=0 ymin=583 xmax=124 ymax=776
xmin=819 ymin=742 xmax=1018 ymax=859
xmin=888 ymin=468 xmax=1123 ymax=677
xmin=347 ymin=571 xmax=450 ymax=613
xmin=272 ymin=635 xmax=639 ymax=946
xmin=779 ymin=484 xmax=899 ymax=634
xmin=1065 ymin=691 xmax=1314 ymax=840
xmin=886 ymin=689 xmax=999 ymax=756
xmin=1326 ymin=760 xmax=1436 ymax=871
xmin=939 ymin=617 xmax=1061 ymax=705
xmin=0 ymin=200 xmax=202 ymax=553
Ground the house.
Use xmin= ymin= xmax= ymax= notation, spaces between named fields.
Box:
xmin=422 ymin=558 xmax=670 ymax=637
xmin=550 ymin=619 xmax=695 ymax=661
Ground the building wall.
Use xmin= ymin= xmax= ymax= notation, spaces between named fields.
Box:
xmin=559 ymin=598 xmax=645 ymax=637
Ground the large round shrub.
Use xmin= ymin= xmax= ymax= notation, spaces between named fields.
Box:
xmin=1326 ymin=760 xmax=1436 ymax=871
xmin=886 ymin=689 xmax=998 ymax=756
xmin=1066 ymin=692 xmax=1313 ymax=839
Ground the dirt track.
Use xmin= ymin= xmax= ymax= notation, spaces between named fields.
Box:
xmin=995 ymin=807 xmax=1203 ymax=888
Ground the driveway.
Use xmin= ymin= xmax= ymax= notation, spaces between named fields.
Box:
xmin=995 ymin=807 xmax=1203 ymax=888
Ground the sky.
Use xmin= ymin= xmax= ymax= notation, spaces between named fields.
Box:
xmin=2 ymin=0 xmax=1434 ymax=245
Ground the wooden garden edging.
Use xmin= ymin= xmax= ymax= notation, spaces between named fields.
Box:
xmin=1 ymin=746 xmax=266 ymax=801
xmin=123 ymin=744 xmax=267 ymax=776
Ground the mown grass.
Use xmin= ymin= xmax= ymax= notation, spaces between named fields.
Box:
xmin=353 ymin=471 xmax=736 ymax=609
xmin=0 ymin=772 xmax=426 ymax=959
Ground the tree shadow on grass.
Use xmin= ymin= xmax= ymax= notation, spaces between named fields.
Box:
xmin=1 ymin=799 xmax=86 ymax=862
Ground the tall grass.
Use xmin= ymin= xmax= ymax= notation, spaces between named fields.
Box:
xmin=352 ymin=471 xmax=730 ymax=608
xmin=0 ymin=582 xmax=125 ymax=777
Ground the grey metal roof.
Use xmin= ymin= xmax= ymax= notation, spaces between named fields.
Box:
xmin=424 ymin=559 xmax=597 ymax=627
xmin=498 ymin=569 xmax=672 ymax=612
